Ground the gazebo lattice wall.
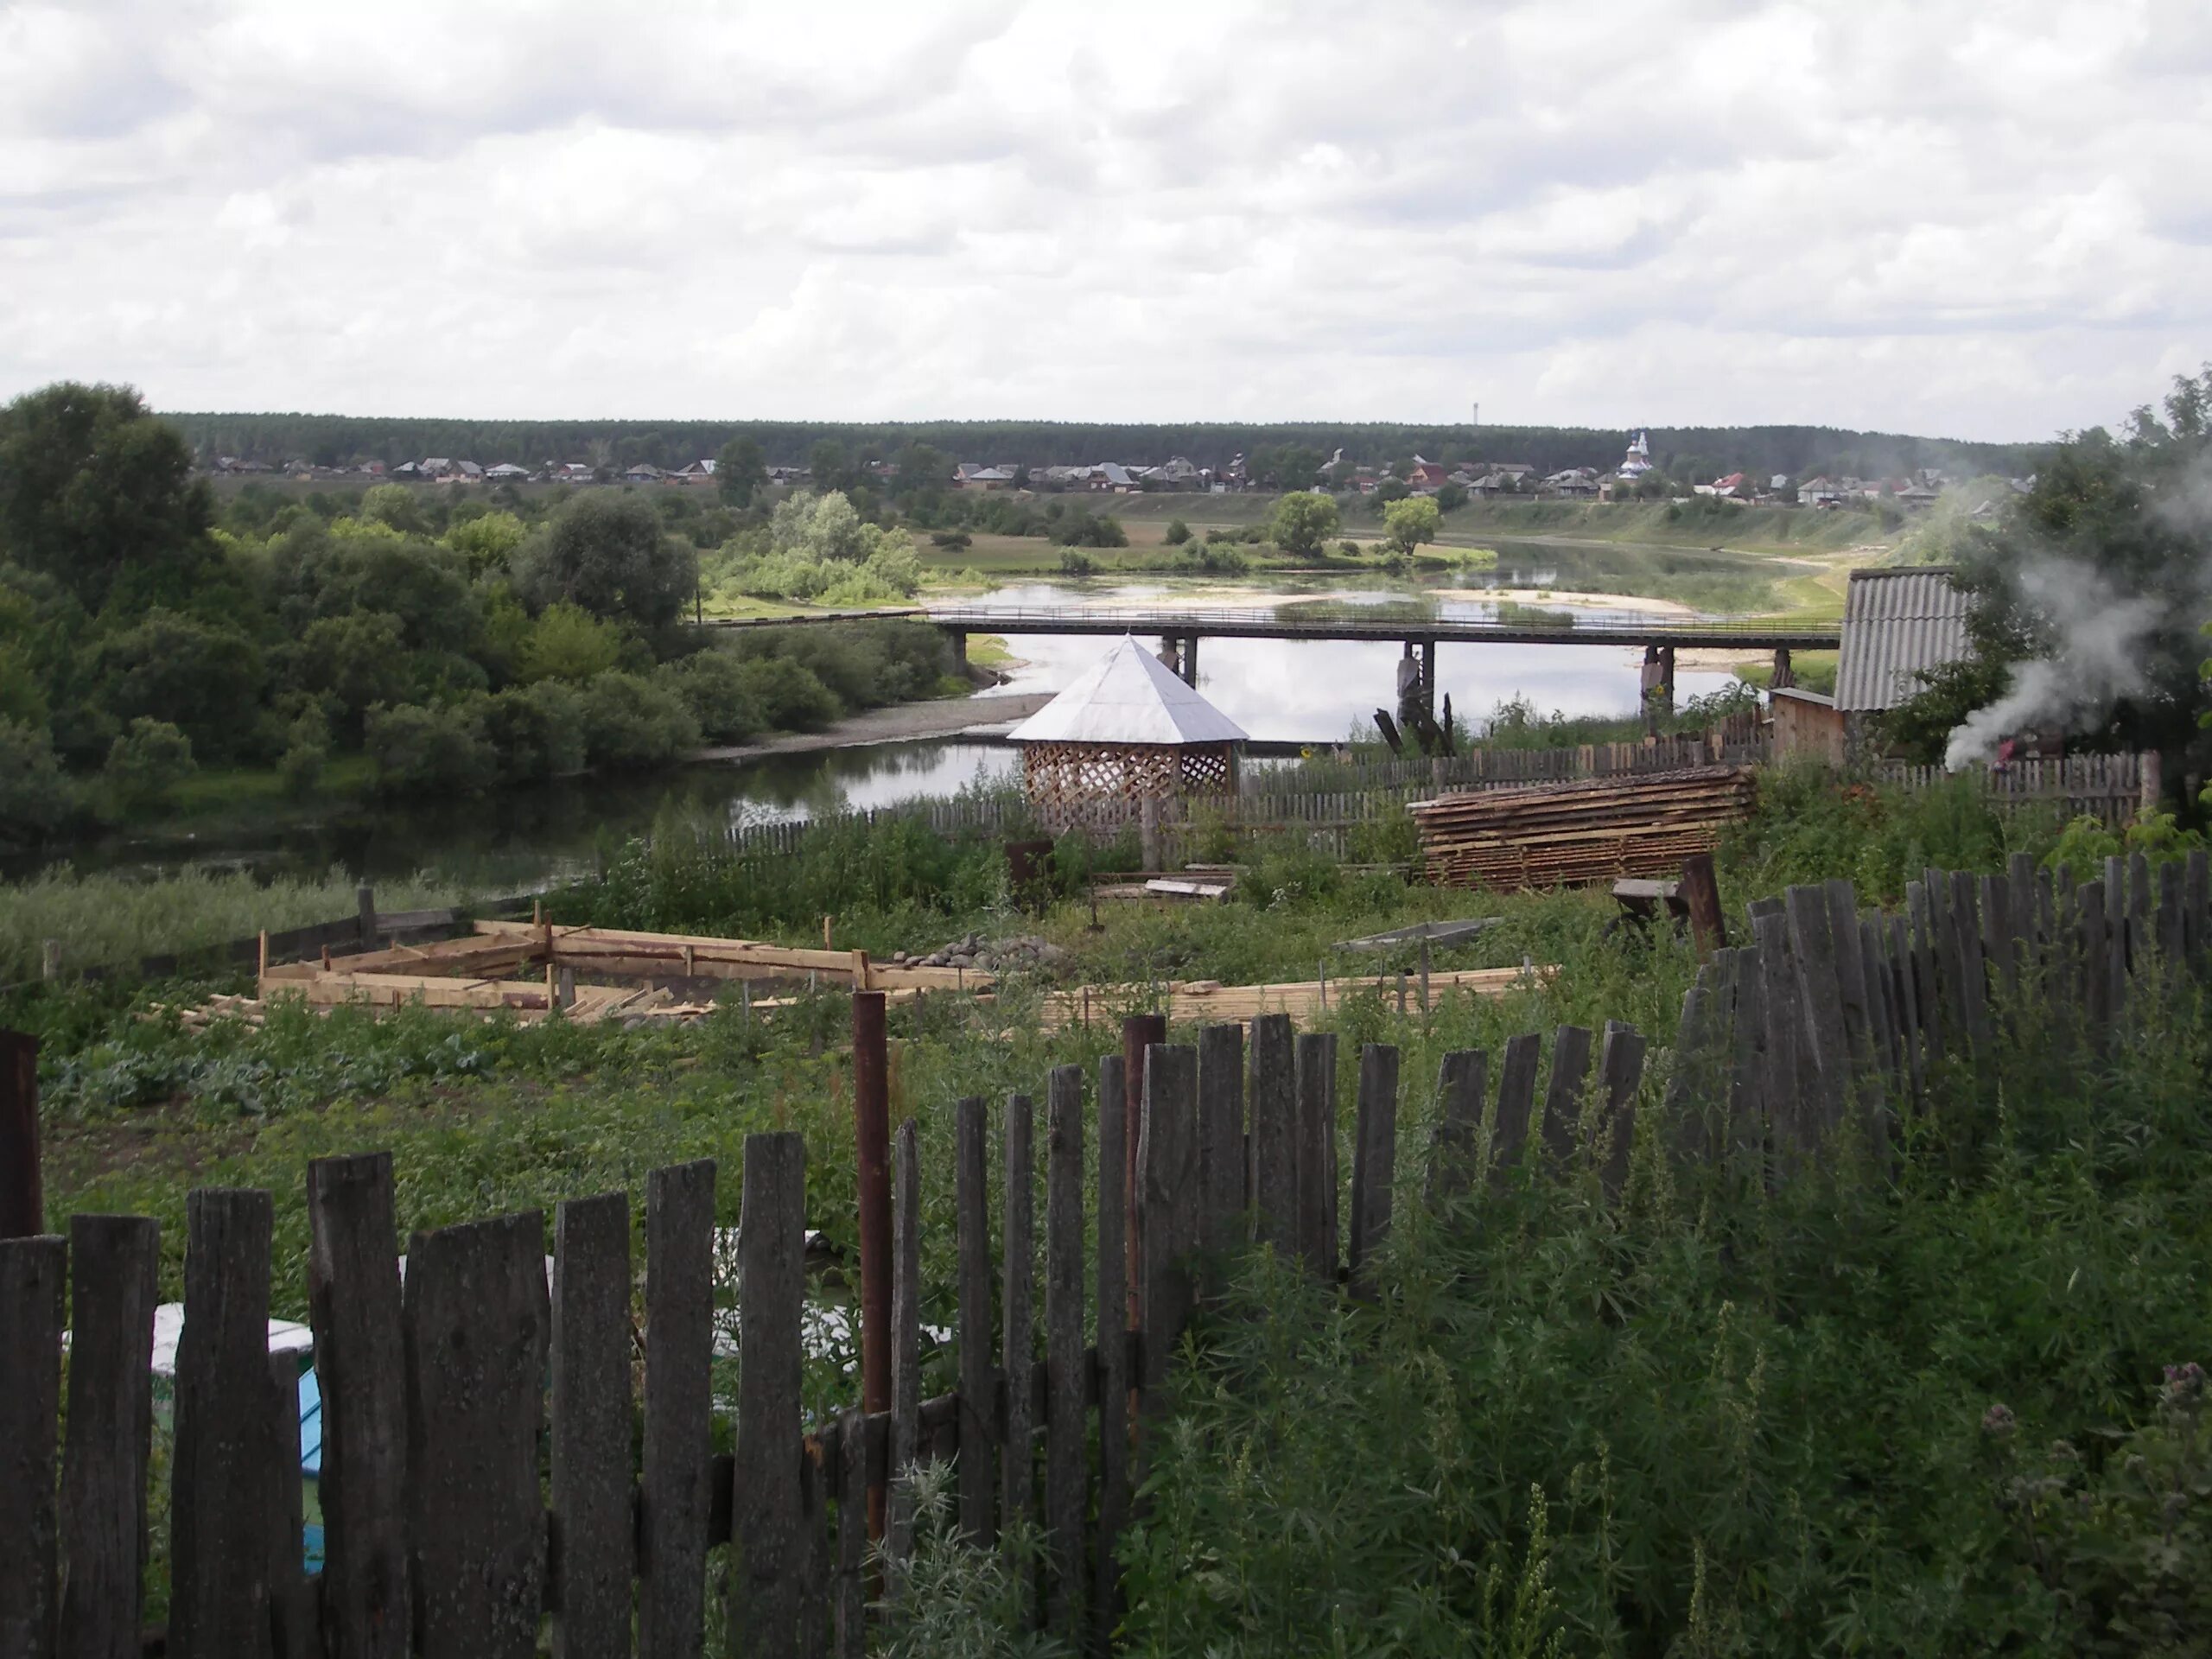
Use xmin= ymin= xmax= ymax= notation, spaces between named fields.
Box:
xmin=1020 ymin=741 xmax=1238 ymax=830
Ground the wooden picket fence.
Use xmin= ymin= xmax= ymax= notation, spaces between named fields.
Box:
xmin=4 ymin=847 xmax=2209 ymax=1656
xmin=1872 ymin=751 xmax=2153 ymax=827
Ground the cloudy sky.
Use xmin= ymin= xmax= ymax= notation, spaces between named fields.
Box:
xmin=3 ymin=0 xmax=2206 ymax=440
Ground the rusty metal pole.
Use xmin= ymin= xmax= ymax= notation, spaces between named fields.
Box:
xmin=1120 ymin=1013 xmax=1166 ymax=1336
xmin=0 ymin=1029 xmax=41 ymax=1239
xmin=851 ymin=990 xmax=893 ymax=1539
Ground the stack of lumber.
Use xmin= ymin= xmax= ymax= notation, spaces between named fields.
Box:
xmin=1031 ymin=964 xmax=1546 ymax=1030
xmin=1410 ymin=767 xmax=1756 ymax=891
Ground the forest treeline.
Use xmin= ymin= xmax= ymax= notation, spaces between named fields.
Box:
xmin=165 ymin=412 xmax=2048 ymax=486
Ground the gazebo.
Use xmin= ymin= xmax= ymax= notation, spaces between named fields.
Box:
xmin=1007 ymin=635 xmax=1249 ymax=829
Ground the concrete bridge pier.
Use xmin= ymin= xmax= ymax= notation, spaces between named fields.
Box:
xmin=1770 ymin=645 xmax=1795 ymax=690
xmin=1156 ymin=634 xmax=1200 ymax=686
xmin=1181 ymin=633 xmax=1199 ymax=687
xmin=1640 ymin=644 xmax=1676 ymax=731
xmin=948 ymin=630 xmax=967 ymax=668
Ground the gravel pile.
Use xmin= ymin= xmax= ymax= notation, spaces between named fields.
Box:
xmin=899 ymin=932 xmax=1072 ymax=973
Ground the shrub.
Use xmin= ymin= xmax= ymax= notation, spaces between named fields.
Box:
xmin=662 ymin=652 xmax=766 ymax=745
xmin=0 ymin=717 xmax=76 ymax=843
xmin=100 ymin=718 xmax=196 ymax=814
xmin=276 ymin=707 xmax=328 ymax=799
xmin=576 ymin=671 xmax=701 ymax=769
xmin=365 ymin=698 xmax=496 ymax=795
xmin=1058 ymin=548 xmax=1097 ymax=576
xmin=482 ymin=680 xmax=588 ymax=782
xmin=516 ymin=601 xmax=628 ymax=683
xmin=1164 ymin=518 xmax=1192 ymax=545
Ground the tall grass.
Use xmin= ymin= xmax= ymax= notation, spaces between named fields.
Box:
xmin=0 ymin=865 xmax=470 ymax=981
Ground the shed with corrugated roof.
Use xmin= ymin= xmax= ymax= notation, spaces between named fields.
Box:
xmin=1834 ymin=566 xmax=1972 ymax=715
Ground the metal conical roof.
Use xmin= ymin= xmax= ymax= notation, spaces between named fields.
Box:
xmin=1007 ymin=635 xmax=1249 ymax=747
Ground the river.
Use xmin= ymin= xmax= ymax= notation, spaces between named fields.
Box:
xmin=24 ymin=546 xmax=1776 ymax=884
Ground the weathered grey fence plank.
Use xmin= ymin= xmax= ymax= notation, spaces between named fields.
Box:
xmin=1000 ymin=1095 xmax=1036 ymax=1565
xmin=2104 ymin=856 xmax=2128 ymax=1020
xmin=954 ymin=1096 xmax=995 ymax=1544
xmin=1427 ymin=1049 xmax=1488 ymax=1204
xmin=551 ymin=1191 xmax=632 ymax=1659
xmin=58 ymin=1214 xmax=158 ymax=1659
xmin=1292 ymin=1033 xmax=1339 ymax=1281
xmin=403 ymin=1211 xmax=550 ymax=1659
xmin=264 ymin=1348 xmax=314 ymax=1659
xmin=1540 ymin=1026 xmax=1592 ymax=1169
xmin=1139 ymin=1044 xmax=1201 ymax=1408
xmin=1044 ymin=1065 xmax=1087 ymax=1637
xmin=1945 ymin=871 xmax=1992 ymax=1058
xmin=0 ymin=1233 xmax=65 ymax=1659
xmin=1726 ymin=946 xmax=1769 ymax=1167
xmin=2080 ymin=879 xmax=2112 ymax=1038
xmin=1751 ymin=912 xmax=1808 ymax=1166
xmin=306 ymin=1153 xmax=410 ymax=1659
xmin=1904 ymin=880 xmax=1944 ymax=1065
xmin=887 ymin=1118 xmax=923 ymax=1568
xmin=1978 ymin=873 xmax=2014 ymax=1010
xmin=798 ymin=1439 xmax=831 ymax=1659
xmin=1247 ymin=1014 xmax=1297 ymax=1258
xmin=728 ymin=1132 xmax=808 ymax=1656
xmin=1784 ymin=886 xmax=1848 ymax=1127
xmin=1091 ymin=1054 xmax=1129 ymax=1658
xmin=641 ymin=1160 xmax=716 ymax=1659
xmin=1888 ymin=915 xmax=1924 ymax=1104
xmin=2128 ymin=850 xmax=2152 ymax=971
xmin=1596 ymin=1023 xmax=1646 ymax=1200
xmin=2158 ymin=859 xmax=2184 ymax=972
xmin=1663 ymin=976 xmax=1714 ymax=1163
xmin=1348 ymin=1045 xmax=1399 ymax=1287
xmin=1823 ymin=879 xmax=1874 ymax=1084
xmin=834 ymin=1410 xmax=866 ymax=1659
xmin=1195 ymin=1024 xmax=1246 ymax=1270
xmin=2186 ymin=849 xmax=2209 ymax=969
xmin=171 ymin=1188 xmax=279 ymax=1659
xmin=1486 ymin=1033 xmax=1539 ymax=1191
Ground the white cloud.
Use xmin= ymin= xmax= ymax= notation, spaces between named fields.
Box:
xmin=0 ymin=0 xmax=2204 ymax=436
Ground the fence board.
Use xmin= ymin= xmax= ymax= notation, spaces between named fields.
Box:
xmin=729 ymin=1132 xmax=808 ymax=1656
xmin=1427 ymin=1049 xmax=1488 ymax=1204
xmin=264 ymin=1347 xmax=314 ymax=1659
xmin=1348 ymin=1045 xmax=1399 ymax=1288
xmin=403 ymin=1211 xmax=550 ymax=1659
xmin=834 ymin=1411 xmax=866 ymax=1659
xmin=1247 ymin=1014 xmax=1297 ymax=1259
xmin=1044 ymin=1066 xmax=1087 ymax=1637
xmin=2158 ymin=860 xmax=2184 ymax=971
xmin=1000 ymin=1096 xmax=1037 ymax=1562
xmin=1491 ymin=1033 xmax=1541 ymax=1190
xmin=1541 ymin=1027 xmax=1592 ymax=1169
xmin=1949 ymin=871 xmax=1992 ymax=1058
xmin=58 ymin=1214 xmax=159 ymax=1659
xmin=954 ymin=1096 xmax=995 ymax=1544
xmin=1091 ymin=1053 xmax=1129 ymax=1657
xmin=1292 ymin=1033 xmax=1340 ymax=1281
xmin=1904 ymin=880 xmax=1943 ymax=1065
xmin=171 ymin=1188 xmax=278 ymax=1659
xmin=0 ymin=1233 xmax=65 ymax=1659
xmin=1857 ymin=919 xmax=1897 ymax=1166
xmin=1138 ymin=1044 xmax=1200 ymax=1410
xmin=1596 ymin=1023 xmax=1646 ymax=1200
xmin=306 ymin=1153 xmax=411 ymax=1659
xmin=1751 ymin=912 xmax=1808 ymax=1165
xmin=1783 ymin=887 xmax=1847 ymax=1128
xmin=551 ymin=1191 xmax=632 ymax=1659
xmin=641 ymin=1160 xmax=716 ymax=1659
xmin=1889 ymin=915 xmax=1924 ymax=1104
xmin=2104 ymin=857 xmax=2128 ymax=1022
xmin=2188 ymin=849 xmax=2209 ymax=969
xmin=887 ymin=1119 xmax=923 ymax=1568
xmin=1663 ymin=979 xmax=1714 ymax=1163
xmin=1823 ymin=880 xmax=1874 ymax=1090
xmin=1195 ymin=1024 xmax=1246 ymax=1271
xmin=2080 ymin=880 xmax=2111 ymax=1039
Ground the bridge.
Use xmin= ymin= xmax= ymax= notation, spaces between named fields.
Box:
xmin=702 ymin=601 xmax=1841 ymax=731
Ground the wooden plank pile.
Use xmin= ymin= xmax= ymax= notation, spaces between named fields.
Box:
xmin=1410 ymin=766 xmax=1757 ymax=890
xmin=1031 ymin=964 xmax=1545 ymax=1030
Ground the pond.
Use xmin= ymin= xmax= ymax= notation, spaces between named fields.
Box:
xmin=22 ymin=550 xmax=1781 ymax=885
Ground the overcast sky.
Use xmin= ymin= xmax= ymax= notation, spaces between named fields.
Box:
xmin=3 ymin=0 xmax=2206 ymax=441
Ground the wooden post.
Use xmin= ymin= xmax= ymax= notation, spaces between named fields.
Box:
xmin=0 ymin=1028 xmax=41 ymax=1240
xmin=887 ymin=1119 xmax=923 ymax=1570
xmin=305 ymin=1154 xmax=410 ymax=1659
xmin=728 ymin=1133 xmax=807 ymax=1655
xmin=1044 ymin=1067 xmax=1088 ymax=1637
xmin=1001 ymin=1095 xmax=1036 ymax=1578
xmin=954 ymin=1097 xmax=995 ymax=1543
xmin=1293 ymin=1033 xmax=1339 ymax=1281
xmin=357 ymin=884 xmax=378 ymax=948
xmin=1120 ymin=1014 xmax=1166 ymax=1330
xmin=1195 ymin=1024 xmax=1245 ymax=1274
xmin=59 ymin=1215 xmax=160 ymax=1659
xmin=0 ymin=1233 xmax=65 ymax=1659
xmin=1679 ymin=853 xmax=1726 ymax=959
xmin=551 ymin=1192 xmax=632 ymax=1659
xmin=403 ymin=1212 xmax=550 ymax=1659
xmin=1347 ymin=1045 xmax=1399 ymax=1290
xmin=1540 ymin=1027 xmax=1592 ymax=1170
xmin=640 ymin=1161 xmax=715 ymax=1659
xmin=1092 ymin=1056 xmax=1129 ymax=1656
xmin=1137 ymin=1045 xmax=1199 ymax=1417
xmin=851 ymin=992 xmax=893 ymax=1542
xmin=1426 ymin=1050 xmax=1488 ymax=1205
xmin=40 ymin=939 xmax=60 ymax=981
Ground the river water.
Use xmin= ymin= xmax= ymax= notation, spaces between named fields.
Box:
xmin=27 ymin=545 xmax=1772 ymax=883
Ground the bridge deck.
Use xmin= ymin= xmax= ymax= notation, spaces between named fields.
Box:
xmin=920 ymin=605 xmax=1840 ymax=651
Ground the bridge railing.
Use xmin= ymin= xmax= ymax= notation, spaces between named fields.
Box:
xmin=924 ymin=602 xmax=1836 ymax=639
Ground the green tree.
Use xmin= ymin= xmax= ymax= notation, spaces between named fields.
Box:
xmin=1269 ymin=491 xmax=1342 ymax=558
xmin=517 ymin=602 xmax=628 ymax=683
xmin=808 ymin=440 xmax=854 ymax=496
xmin=365 ymin=698 xmax=496 ymax=795
xmin=716 ymin=436 xmax=767 ymax=508
xmin=516 ymin=493 xmax=697 ymax=629
xmin=100 ymin=717 xmax=196 ymax=814
xmin=1254 ymin=445 xmax=1325 ymax=490
xmin=0 ymin=382 xmax=215 ymax=610
xmin=290 ymin=612 xmax=413 ymax=741
xmin=360 ymin=482 xmax=427 ymax=534
xmin=892 ymin=442 xmax=952 ymax=500
xmin=88 ymin=609 xmax=264 ymax=762
xmin=446 ymin=509 xmax=526 ymax=573
xmin=1382 ymin=495 xmax=1442 ymax=556
xmin=1435 ymin=481 xmax=1468 ymax=512
xmin=0 ymin=718 xmax=75 ymax=843
xmin=1164 ymin=518 xmax=1192 ymax=545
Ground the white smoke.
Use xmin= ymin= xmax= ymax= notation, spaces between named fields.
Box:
xmin=1942 ymin=559 xmax=2168 ymax=769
